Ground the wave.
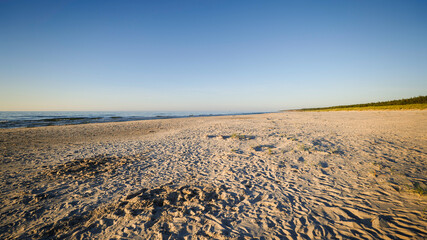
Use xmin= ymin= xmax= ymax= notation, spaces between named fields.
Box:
xmin=0 ymin=111 xmax=269 ymax=129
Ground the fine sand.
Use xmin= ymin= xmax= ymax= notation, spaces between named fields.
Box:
xmin=0 ymin=111 xmax=426 ymax=239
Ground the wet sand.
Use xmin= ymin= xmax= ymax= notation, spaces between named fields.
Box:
xmin=1 ymin=111 xmax=426 ymax=239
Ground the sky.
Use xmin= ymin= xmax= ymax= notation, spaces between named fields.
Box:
xmin=1 ymin=0 xmax=426 ymax=111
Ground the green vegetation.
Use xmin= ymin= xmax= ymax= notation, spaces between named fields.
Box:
xmin=411 ymin=182 xmax=427 ymax=196
xmin=294 ymin=96 xmax=427 ymax=111
xmin=230 ymin=133 xmax=254 ymax=140
xmin=328 ymin=148 xmax=342 ymax=154
xmin=298 ymin=144 xmax=311 ymax=152
xmin=284 ymin=135 xmax=298 ymax=141
xmin=251 ymin=145 xmax=275 ymax=153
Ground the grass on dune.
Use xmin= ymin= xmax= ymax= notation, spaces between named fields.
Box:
xmin=293 ymin=96 xmax=427 ymax=112
xmin=302 ymin=103 xmax=427 ymax=112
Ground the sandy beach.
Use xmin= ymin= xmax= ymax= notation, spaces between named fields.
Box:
xmin=0 ymin=111 xmax=426 ymax=239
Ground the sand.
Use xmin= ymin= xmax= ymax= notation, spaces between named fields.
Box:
xmin=0 ymin=111 xmax=426 ymax=239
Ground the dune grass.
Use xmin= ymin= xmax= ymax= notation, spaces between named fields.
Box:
xmin=295 ymin=96 xmax=427 ymax=112
xmin=303 ymin=103 xmax=427 ymax=111
xmin=410 ymin=182 xmax=427 ymax=196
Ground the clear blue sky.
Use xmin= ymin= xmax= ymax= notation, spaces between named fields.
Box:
xmin=1 ymin=0 xmax=426 ymax=111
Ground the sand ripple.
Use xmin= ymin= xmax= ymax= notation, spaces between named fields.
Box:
xmin=0 ymin=111 xmax=426 ymax=239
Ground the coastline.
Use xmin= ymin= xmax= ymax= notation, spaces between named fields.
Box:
xmin=0 ymin=111 xmax=268 ymax=129
xmin=1 ymin=111 xmax=426 ymax=239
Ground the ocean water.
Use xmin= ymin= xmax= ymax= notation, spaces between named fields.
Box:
xmin=0 ymin=111 xmax=265 ymax=129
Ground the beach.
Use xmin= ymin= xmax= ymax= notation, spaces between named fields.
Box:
xmin=0 ymin=110 xmax=426 ymax=239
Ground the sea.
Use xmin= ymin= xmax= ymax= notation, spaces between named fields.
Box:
xmin=0 ymin=111 xmax=267 ymax=129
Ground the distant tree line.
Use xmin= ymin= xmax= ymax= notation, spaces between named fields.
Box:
xmin=301 ymin=95 xmax=427 ymax=111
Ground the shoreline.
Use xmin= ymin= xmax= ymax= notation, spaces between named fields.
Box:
xmin=0 ymin=111 xmax=270 ymax=129
xmin=1 ymin=110 xmax=426 ymax=239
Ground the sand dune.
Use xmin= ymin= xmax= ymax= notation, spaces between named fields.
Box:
xmin=1 ymin=111 xmax=426 ymax=239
